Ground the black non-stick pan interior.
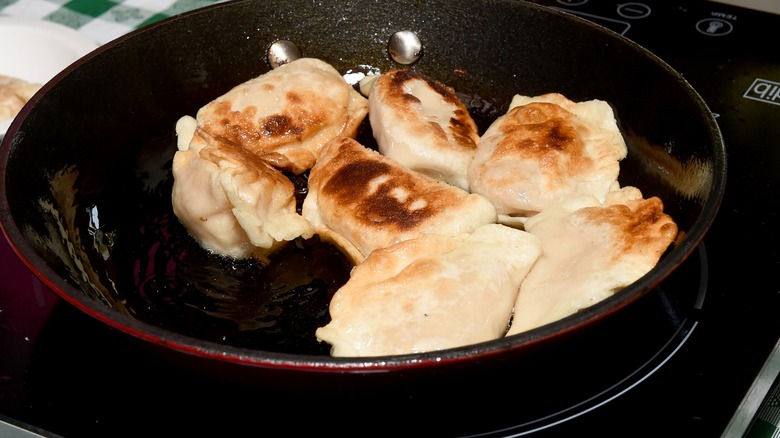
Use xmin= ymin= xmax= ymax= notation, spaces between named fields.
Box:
xmin=0 ymin=0 xmax=725 ymax=376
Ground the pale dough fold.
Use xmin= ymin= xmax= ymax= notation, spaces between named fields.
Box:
xmin=172 ymin=116 xmax=313 ymax=261
xmin=0 ymin=74 xmax=41 ymax=120
xmin=317 ymin=223 xmax=542 ymax=357
xmin=506 ymin=185 xmax=678 ymax=336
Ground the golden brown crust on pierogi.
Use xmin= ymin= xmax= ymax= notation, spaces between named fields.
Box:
xmin=468 ymin=93 xmax=627 ymax=217
xmin=302 ymin=137 xmax=497 ymax=262
xmin=362 ymin=69 xmax=480 ymax=190
xmin=195 ymin=58 xmax=368 ymax=174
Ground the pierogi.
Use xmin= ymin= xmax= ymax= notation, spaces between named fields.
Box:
xmin=172 ymin=58 xmax=368 ymax=260
xmin=172 ymin=116 xmax=314 ymax=261
xmin=506 ymin=185 xmax=678 ymax=336
xmin=193 ymin=57 xmax=368 ymax=174
xmin=0 ymin=74 xmax=41 ymax=121
xmin=468 ymin=93 xmax=627 ymax=221
xmin=302 ymin=136 xmax=497 ymax=264
xmin=360 ymin=69 xmax=480 ymax=191
xmin=316 ymin=223 xmax=542 ymax=357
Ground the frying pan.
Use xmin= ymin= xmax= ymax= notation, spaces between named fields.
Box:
xmin=0 ymin=0 xmax=724 ymax=396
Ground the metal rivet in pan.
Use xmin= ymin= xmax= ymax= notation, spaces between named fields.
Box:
xmin=267 ymin=40 xmax=302 ymax=68
xmin=387 ymin=30 xmax=422 ymax=65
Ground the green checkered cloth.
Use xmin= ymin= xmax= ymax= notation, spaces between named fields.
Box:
xmin=0 ymin=0 xmax=224 ymax=44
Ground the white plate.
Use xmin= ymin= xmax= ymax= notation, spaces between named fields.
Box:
xmin=0 ymin=17 xmax=98 ymax=137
